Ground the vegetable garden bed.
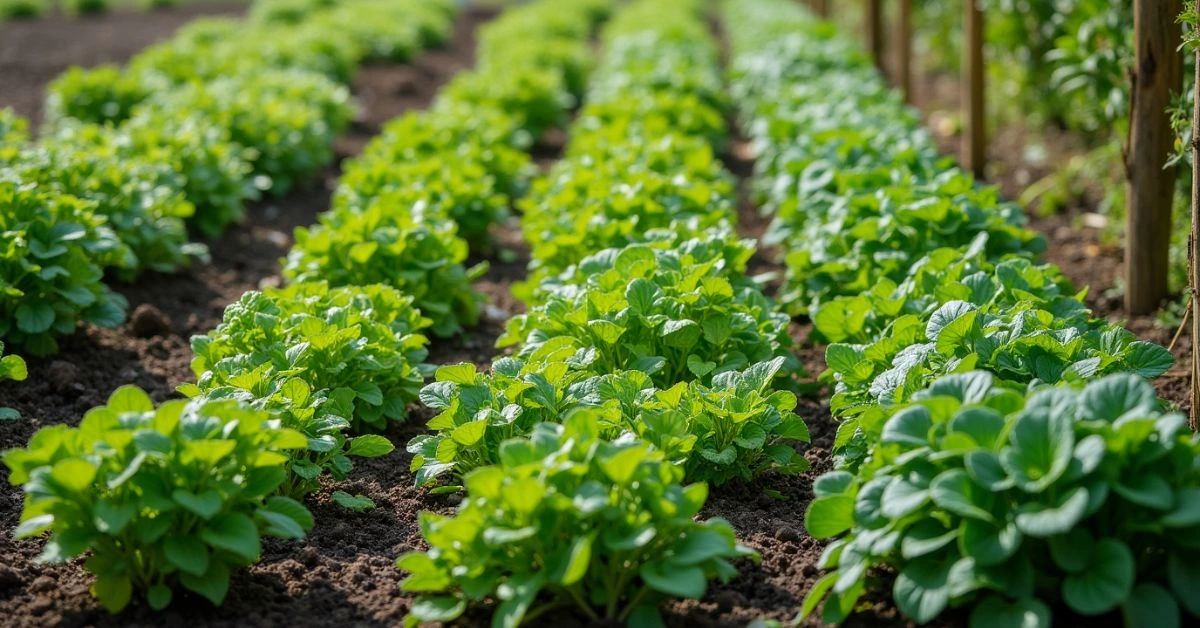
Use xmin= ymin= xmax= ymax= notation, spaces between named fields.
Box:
xmin=0 ymin=1 xmax=1194 ymax=627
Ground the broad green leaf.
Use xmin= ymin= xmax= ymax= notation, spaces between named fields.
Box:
xmin=199 ymin=512 xmax=261 ymax=562
xmin=806 ymin=495 xmax=855 ymax=539
xmin=968 ymin=596 xmax=1050 ymax=628
xmin=1062 ymin=538 xmax=1133 ymax=615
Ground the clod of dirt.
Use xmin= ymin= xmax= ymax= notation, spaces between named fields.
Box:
xmin=130 ymin=303 xmax=172 ymax=338
xmin=45 ymin=360 xmax=80 ymax=392
xmin=775 ymin=526 xmax=801 ymax=543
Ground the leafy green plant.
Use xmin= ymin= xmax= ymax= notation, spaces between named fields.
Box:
xmin=0 ymin=340 xmax=27 ymax=420
xmin=284 ymin=201 xmax=483 ymax=338
xmin=44 ymin=65 xmax=156 ymax=128
xmin=189 ymin=281 xmax=431 ymax=434
xmin=140 ymin=69 xmax=354 ymax=195
xmin=3 ymin=386 xmax=314 ymax=612
xmin=0 ymin=0 xmax=46 ymax=18
xmin=398 ymin=412 xmax=758 ymax=626
xmin=12 ymin=132 xmax=205 ymax=279
xmin=336 ymin=155 xmax=510 ymax=250
xmin=438 ymin=67 xmax=571 ymax=140
xmin=61 ymin=0 xmax=109 ymax=15
xmin=0 ymin=182 xmax=128 ymax=355
xmin=410 ymin=355 xmax=809 ymax=489
xmin=501 ymin=243 xmax=797 ymax=389
xmin=0 ymin=107 xmax=28 ymax=148
xmin=802 ymin=372 xmax=1200 ymax=627
xmin=116 ymin=111 xmax=255 ymax=237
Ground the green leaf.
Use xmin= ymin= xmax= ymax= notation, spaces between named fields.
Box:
xmin=805 ymin=495 xmax=855 ymax=539
xmin=332 ymin=490 xmax=376 ymax=512
xmin=1048 ymin=528 xmax=1093 ymax=573
xmin=348 ymin=435 xmax=394 ymax=458
xmin=51 ymin=458 xmax=98 ymax=493
xmin=1163 ymin=488 xmax=1200 ymax=527
xmin=1122 ymin=342 xmax=1174 ymax=378
xmin=640 ymin=561 xmax=706 ymax=598
xmin=172 ymin=489 xmax=223 ymax=520
xmin=1079 ymin=374 xmax=1158 ymax=421
xmin=1113 ymin=474 xmax=1173 ymax=510
xmin=15 ymin=302 xmax=55 ymax=334
xmin=199 ymin=512 xmax=261 ymax=562
xmin=960 ymin=519 xmax=1021 ymax=566
xmin=931 ymin=470 xmax=994 ymax=522
xmin=1167 ymin=553 xmax=1200 ymax=616
xmin=179 ymin=562 xmax=231 ymax=605
xmin=1062 ymin=538 xmax=1134 ymax=615
xmin=91 ymin=573 xmax=133 ymax=613
xmin=1001 ymin=408 xmax=1074 ymax=493
xmin=147 ymin=584 xmax=173 ymax=611
xmin=1015 ymin=486 xmax=1089 ymax=537
xmin=968 ymin=596 xmax=1050 ymax=628
xmin=893 ymin=557 xmax=953 ymax=623
xmin=1123 ymin=583 xmax=1179 ymax=628
xmin=435 ymin=363 xmax=478 ymax=385
xmin=410 ymin=596 xmax=466 ymax=622
xmin=108 ymin=385 xmax=155 ymax=414
xmin=164 ymin=535 xmax=210 ymax=576
xmin=450 ymin=420 xmax=488 ymax=447
xmin=553 ymin=534 xmax=592 ymax=585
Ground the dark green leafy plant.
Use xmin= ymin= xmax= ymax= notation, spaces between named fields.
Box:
xmin=398 ymin=412 xmax=758 ymax=626
xmin=0 ymin=107 xmax=29 ymax=156
xmin=3 ymin=386 xmax=314 ymax=612
xmin=501 ymin=243 xmax=797 ymax=389
xmin=438 ymin=68 xmax=571 ymax=140
xmin=802 ymin=372 xmax=1200 ymax=627
xmin=284 ymin=201 xmax=483 ymax=338
xmin=0 ymin=182 xmax=128 ymax=355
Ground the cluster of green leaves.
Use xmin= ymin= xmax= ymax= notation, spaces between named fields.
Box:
xmin=0 ymin=340 xmax=27 ymax=420
xmin=44 ymin=65 xmax=160 ymax=128
xmin=398 ymin=413 xmax=758 ymax=627
xmin=0 ymin=181 xmax=128 ymax=356
xmin=501 ymin=243 xmax=795 ymax=388
xmin=283 ymin=199 xmax=484 ymax=338
xmin=11 ymin=127 xmax=206 ymax=279
xmin=3 ymin=387 xmax=315 ymax=613
xmin=185 ymin=281 xmax=430 ymax=494
xmin=409 ymin=355 xmax=809 ymax=490
xmin=140 ymin=70 xmax=353 ymax=196
xmin=0 ymin=107 xmax=29 ymax=161
xmin=803 ymin=372 xmax=1200 ymax=627
xmin=725 ymin=2 xmax=1189 ymax=626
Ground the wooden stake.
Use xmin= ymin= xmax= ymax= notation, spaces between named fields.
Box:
xmin=963 ymin=0 xmax=985 ymax=176
xmin=865 ymin=0 xmax=884 ymax=69
xmin=1126 ymin=0 xmax=1183 ymax=315
xmin=1191 ymin=0 xmax=1200 ymax=430
xmin=898 ymin=0 xmax=913 ymax=104
xmin=814 ymin=0 xmax=829 ymax=18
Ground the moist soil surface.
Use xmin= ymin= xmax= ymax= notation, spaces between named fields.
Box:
xmin=0 ymin=8 xmax=1171 ymax=628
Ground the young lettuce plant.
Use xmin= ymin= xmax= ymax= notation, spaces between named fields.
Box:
xmin=802 ymin=372 xmax=1200 ymax=627
xmin=500 ymin=243 xmax=798 ymax=389
xmin=284 ymin=201 xmax=483 ymax=338
xmin=0 ymin=340 xmax=27 ymax=420
xmin=0 ymin=182 xmax=129 ymax=356
xmin=3 ymin=386 xmax=314 ymax=612
xmin=398 ymin=412 xmax=757 ymax=626
xmin=408 ymin=347 xmax=608 ymax=488
xmin=189 ymin=281 xmax=432 ymax=433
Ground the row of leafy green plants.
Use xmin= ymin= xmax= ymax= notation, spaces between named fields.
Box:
xmin=1 ymin=0 xmax=179 ymax=20
xmin=723 ymin=1 xmax=1200 ymax=627
xmin=0 ymin=0 xmax=456 ymax=357
xmin=1 ymin=0 xmax=613 ymax=615
xmin=395 ymin=1 xmax=816 ymax=625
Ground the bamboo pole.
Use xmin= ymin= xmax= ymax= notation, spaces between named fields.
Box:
xmin=898 ymin=0 xmax=913 ymax=103
xmin=865 ymin=0 xmax=883 ymax=69
xmin=963 ymin=0 xmax=985 ymax=176
xmin=1126 ymin=0 xmax=1183 ymax=315
xmin=1191 ymin=0 xmax=1200 ymax=430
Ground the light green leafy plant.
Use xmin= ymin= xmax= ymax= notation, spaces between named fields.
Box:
xmin=398 ymin=412 xmax=758 ymax=626
xmin=3 ymin=386 xmax=314 ymax=612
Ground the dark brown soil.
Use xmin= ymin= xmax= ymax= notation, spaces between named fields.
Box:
xmin=0 ymin=2 xmax=248 ymax=129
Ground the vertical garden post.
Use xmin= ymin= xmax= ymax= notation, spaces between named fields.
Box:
xmin=815 ymin=0 xmax=829 ymax=18
xmin=898 ymin=0 xmax=913 ymax=103
xmin=963 ymin=0 xmax=985 ymax=175
xmin=1126 ymin=0 xmax=1182 ymax=315
xmin=1191 ymin=0 xmax=1200 ymax=430
xmin=866 ymin=0 xmax=884 ymax=69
